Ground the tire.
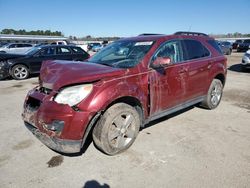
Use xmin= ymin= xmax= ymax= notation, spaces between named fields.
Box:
xmin=92 ymin=103 xmax=140 ymax=155
xmin=201 ymin=79 xmax=223 ymax=110
xmin=11 ymin=64 xmax=29 ymax=80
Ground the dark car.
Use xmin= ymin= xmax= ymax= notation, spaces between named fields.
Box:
xmin=0 ymin=45 xmax=89 ymax=80
xmin=232 ymin=39 xmax=243 ymax=49
xmin=22 ymin=32 xmax=227 ymax=155
xmin=217 ymin=41 xmax=232 ymax=55
xmin=237 ymin=39 xmax=250 ymax=52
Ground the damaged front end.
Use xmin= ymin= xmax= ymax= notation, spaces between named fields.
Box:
xmin=22 ymin=83 xmax=93 ymax=153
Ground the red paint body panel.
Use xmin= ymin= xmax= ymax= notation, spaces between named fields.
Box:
xmin=22 ymin=33 xmax=227 ymax=153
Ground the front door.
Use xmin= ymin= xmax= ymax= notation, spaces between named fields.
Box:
xmin=149 ymin=39 xmax=188 ymax=116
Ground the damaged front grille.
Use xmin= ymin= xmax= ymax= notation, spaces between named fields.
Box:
xmin=26 ymin=97 xmax=41 ymax=109
xmin=39 ymin=87 xmax=52 ymax=95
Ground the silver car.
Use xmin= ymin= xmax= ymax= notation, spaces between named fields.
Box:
xmin=241 ymin=50 xmax=250 ymax=71
xmin=0 ymin=43 xmax=33 ymax=54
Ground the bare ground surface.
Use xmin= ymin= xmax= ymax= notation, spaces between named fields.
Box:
xmin=0 ymin=52 xmax=249 ymax=188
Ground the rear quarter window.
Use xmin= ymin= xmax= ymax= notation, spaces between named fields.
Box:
xmin=71 ymin=47 xmax=85 ymax=54
xmin=207 ymin=40 xmax=223 ymax=54
xmin=182 ymin=39 xmax=210 ymax=60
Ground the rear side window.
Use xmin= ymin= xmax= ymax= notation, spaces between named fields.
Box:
xmin=207 ymin=40 xmax=223 ymax=54
xmin=182 ymin=39 xmax=210 ymax=60
xmin=71 ymin=47 xmax=85 ymax=54
xmin=23 ymin=44 xmax=32 ymax=47
xmin=57 ymin=47 xmax=71 ymax=54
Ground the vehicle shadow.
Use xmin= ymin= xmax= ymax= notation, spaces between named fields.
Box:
xmin=142 ymin=105 xmax=195 ymax=130
xmin=228 ymin=64 xmax=250 ymax=73
xmin=82 ymin=180 xmax=110 ymax=188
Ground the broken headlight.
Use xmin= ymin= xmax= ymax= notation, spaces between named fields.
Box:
xmin=54 ymin=84 xmax=93 ymax=107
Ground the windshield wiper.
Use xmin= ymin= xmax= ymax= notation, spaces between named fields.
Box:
xmin=98 ymin=62 xmax=115 ymax=67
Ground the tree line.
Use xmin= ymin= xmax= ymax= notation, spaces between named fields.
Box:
xmin=0 ymin=29 xmax=64 ymax=36
xmin=211 ymin=32 xmax=250 ymax=38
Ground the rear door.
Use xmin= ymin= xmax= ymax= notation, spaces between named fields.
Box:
xmin=55 ymin=46 xmax=73 ymax=60
xmin=149 ymin=39 xmax=189 ymax=116
xmin=181 ymin=39 xmax=210 ymax=101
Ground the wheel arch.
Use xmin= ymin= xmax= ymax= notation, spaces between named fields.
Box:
xmin=80 ymin=96 xmax=145 ymax=149
xmin=10 ymin=63 xmax=30 ymax=72
xmin=214 ymin=73 xmax=225 ymax=86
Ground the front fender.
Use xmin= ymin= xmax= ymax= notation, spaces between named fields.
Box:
xmin=78 ymin=76 xmax=148 ymax=117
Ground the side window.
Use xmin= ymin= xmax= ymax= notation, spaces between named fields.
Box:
xmin=72 ymin=47 xmax=85 ymax=54
xmin=182 ymin=40 xmax=210 ymax=60
xmin=154 ymin=40 xmax=183 ymax=63
xmin=57 ymin=47 xmax=71 ymax=54
xmin=23 ymin=44 xmax=32 ymax=47
xmin=207 ymin=40 xmax=223 ymax=54
xmin=39 ymin=47 xmax=56 ymax=56
xmin=9 ymin=44 xmax=16 ymax=48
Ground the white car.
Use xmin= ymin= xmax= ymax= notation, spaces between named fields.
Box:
xmin=0 ymin=43 xmax=33 ymax=54
xmin=242 ymin=50 xmax=250 ymax=71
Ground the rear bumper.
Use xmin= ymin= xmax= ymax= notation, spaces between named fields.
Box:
xmin=25 ymin=122 xmax=82 ymax=153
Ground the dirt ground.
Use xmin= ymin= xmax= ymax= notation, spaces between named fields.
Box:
xmin=0 ymin=52 xmax=249 ymax=188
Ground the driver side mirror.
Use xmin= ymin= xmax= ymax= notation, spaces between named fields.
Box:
xmin=152 ymin=57 xmax=171 ymax=68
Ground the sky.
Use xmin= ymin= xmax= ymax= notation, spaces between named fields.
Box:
xmin=0 ymin=0 xmax=249 ymax=37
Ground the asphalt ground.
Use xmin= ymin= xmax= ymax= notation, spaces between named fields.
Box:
xmin=0 ymin=52 xmax=249 ymax=188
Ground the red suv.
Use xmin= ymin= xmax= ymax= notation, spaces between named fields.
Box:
xmin=22 ymin=32 xmax=227 ymax=155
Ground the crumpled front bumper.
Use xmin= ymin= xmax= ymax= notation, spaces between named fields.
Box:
xmin=25 ymin=122 xmax=82 ymax=153
xmin=22 ymin=87 xmax=94 ymax=154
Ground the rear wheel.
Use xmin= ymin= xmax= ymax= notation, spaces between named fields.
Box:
xmin=201 ymin=79 xmax=223 ymax=109
xmin=11 ymin=64 xmax=29 ymax=80
xmin=92 ymin=103 xmax=140 ymax=155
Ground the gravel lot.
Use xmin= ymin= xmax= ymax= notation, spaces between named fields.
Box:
xmin=0 ymin=52 xmax=249 ymax=188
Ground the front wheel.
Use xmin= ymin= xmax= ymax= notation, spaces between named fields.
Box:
xmin=201 ymin=79 xmax=223 ymax=109
xmin=11 ymin=64 xmax=29 ymax=80
xmin=92 ymin=103 xmax=140 ymax=155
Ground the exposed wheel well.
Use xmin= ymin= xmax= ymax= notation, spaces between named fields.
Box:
xmin=214 ymin=74 xmax=225 ymax=86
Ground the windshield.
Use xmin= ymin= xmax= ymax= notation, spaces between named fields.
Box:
xmin=24 ymin=47 xmax=41 ymax=55
xmin=88 ymin=40 xmax=154 ymax=68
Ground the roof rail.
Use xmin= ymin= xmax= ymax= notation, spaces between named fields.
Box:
xmin=174 ymin=31 xmax=208 ymax=36
xmin=138 ymin=33 xmax=163 ymax=36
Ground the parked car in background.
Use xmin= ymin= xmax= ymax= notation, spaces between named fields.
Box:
xmin=232 ymin=39 xmax=243 ymax=49
xmin=0 ymin=42 xmax=8 ymax=48
xmin=237 ymin=39 xmax=250 ymax=52
xmin=0 ymin=43 xmax=33 ymax=54
xmin=50 ymin=41 xmax=68 ymax=45
xmin=22 ymin=31 xmax=227 ymax=155
xmin=0 ymin=45 xmax=89 ymax=80
xmin=92 ymin=43 xmax=103 ymax=52
xmin=87 ymin=42 xmax=102 ymax=51
xmin=217 ymin=41 xmax=232 ymax=55
xmin=0 ymin=53 xmax=25 ymax=79
xmin=241 ymin=50 xmax=250 ymax=71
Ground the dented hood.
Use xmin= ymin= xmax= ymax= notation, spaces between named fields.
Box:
xmin=40 ymin=60 xmax=125 ymax=90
